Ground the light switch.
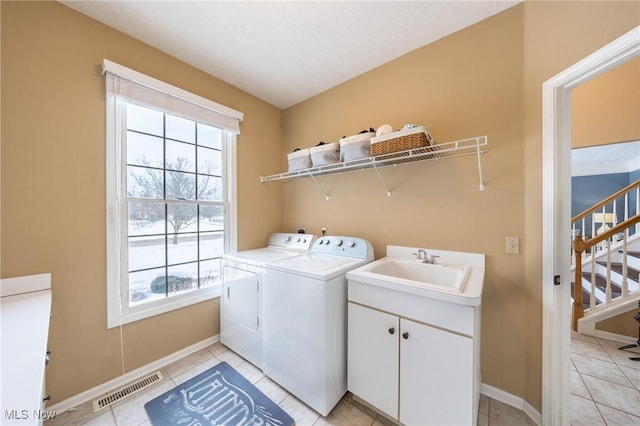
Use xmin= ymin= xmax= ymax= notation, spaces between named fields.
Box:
xmin=506 ymin=237 xmax=520 ymax=254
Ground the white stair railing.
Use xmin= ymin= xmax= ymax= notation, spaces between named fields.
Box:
xmin=571 ymin=180 xmax=640 ymax=267
xmin=572 ymin=215 xmax=640 ymax=330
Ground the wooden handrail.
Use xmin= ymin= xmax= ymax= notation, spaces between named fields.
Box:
xmin=581 ymin=215 xmax=640 ymax=248
xmin=572 ymin=213 xmax=640 ymax=330
xmin=572 ymin=179 xmax=639 ymax=223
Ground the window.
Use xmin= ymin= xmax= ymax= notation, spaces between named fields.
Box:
xmin=104 ymin=60 xmax=243 ymax=328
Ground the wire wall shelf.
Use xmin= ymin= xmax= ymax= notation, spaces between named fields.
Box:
xmin=260 ymin=135 xmax=488 ymax=199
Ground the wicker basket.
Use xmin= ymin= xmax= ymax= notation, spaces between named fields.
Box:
xmin=370 ymin=127 xmax=433 ymax=157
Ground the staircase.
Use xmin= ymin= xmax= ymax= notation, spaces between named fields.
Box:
xmin=571 ymin=180 xmax=640 ymax=334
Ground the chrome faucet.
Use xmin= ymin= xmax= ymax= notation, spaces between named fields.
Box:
xmin=413 ymin=249 xmax=439 ymax=264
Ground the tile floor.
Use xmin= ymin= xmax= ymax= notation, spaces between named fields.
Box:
xmin=569 ymin=331 xmax=640 ymax=425
xmin=44 ymin=341 xmax=534 ymax=426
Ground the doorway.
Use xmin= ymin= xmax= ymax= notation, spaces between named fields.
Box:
xmin=542 ymin=26 xmax=640 ymax=425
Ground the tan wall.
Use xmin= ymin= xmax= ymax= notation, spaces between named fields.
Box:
xmin=283 ymin=0 xmax=639 ymax=412
xmin=572 ymin=56 xmax=640 ymax=148
xmin=597 ymin=309 xmax=640 ymax=337
xmin=0 ymin=1 xmax=283 ymax=403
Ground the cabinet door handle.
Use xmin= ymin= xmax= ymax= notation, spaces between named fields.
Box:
xmin=388 ymin=327 xmax=395 ymax=335
xmin=402 ymin=332 xmax=409 ymax=340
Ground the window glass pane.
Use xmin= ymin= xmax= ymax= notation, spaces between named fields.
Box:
xmin=128 ymin=235 xmax=166 ymax=271
xmin=200 ymin=232 xmax=224 ymax=260
xmin=127 ymin=103 xmax=163 ymax=136
xmin=166 ymin=114 xmax=195 ymax=144
xmin=167 ymin=203 xmax=198 ymax=234
xmin=199 ymin=205 xmax=224 ymax=232
xmin=127 ymin=166 xmax=164 ymax=199
xmin=197 ymin=175 xmax=222 ymax=201
xmin=166 ymin=171 xmax=196 ymax=200
xmin=199 ymin=259 xmax=221 ymax=288
xmin=130 ymin=267 xmax=166 ymax=306
xmin=167 ymin=263 xmax=198 ymax=297
xmin=129 ymin=202 xmax=165 ymax=236
xmin=197 ymin=123 xmax=222 ymax=149
xmin=167 ymin=233 xmax=198 ymax=265
xmin=198 ymin=146 xmax=221 ymax=176
xmin=127 ymin=132 xmax=163 ymax=168
xmin=166 ymin=140 xmax=196 ymax=173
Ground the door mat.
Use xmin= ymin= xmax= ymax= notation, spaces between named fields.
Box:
xmin=144 ymin=361 xmax=294 ymax=426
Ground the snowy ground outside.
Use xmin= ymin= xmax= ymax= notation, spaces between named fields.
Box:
xmin=127 ymin=218 xmax=224 ymax=306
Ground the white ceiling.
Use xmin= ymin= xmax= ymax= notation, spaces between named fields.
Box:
xmin=572 ymin=141 xmax=640 ymax=177
xmin=60 ymin=0 xmax=521 ymax=109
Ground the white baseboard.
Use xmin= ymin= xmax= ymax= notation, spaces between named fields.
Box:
xmin=594 ymin=329 xmax=638 ymax=345
xmin=481 ymin=383 xmax=541 ymax=426
xmin=47 ymin=334 xmax=219 ymax=415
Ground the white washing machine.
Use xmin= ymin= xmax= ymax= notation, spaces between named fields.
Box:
xmin=262 ymin=236 xmax=374 ymax=416
xmin=221 ymin=233 xmax=315 ymax=369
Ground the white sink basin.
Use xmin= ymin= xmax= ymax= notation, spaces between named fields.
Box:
xmin=347 ymin=246 xmax=484 ymax=307
xmin=363 ymin=259 xmax=469 ymax=293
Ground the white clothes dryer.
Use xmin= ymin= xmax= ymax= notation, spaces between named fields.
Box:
xmin=221 ymin=233 xmax=315 ymax=368
xmin=262 ymin=236 xmax=374 ymax=416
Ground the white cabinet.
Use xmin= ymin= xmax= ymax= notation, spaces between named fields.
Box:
xmin=399 ymin=317 xmax=473 ymax=425
xmin=1 ymin=273 xmax=52 ymax=425
xmin=347 ymin=303 xmax=399 ymax=418
xmin=347 ymin=279 xmax=480 ymax=426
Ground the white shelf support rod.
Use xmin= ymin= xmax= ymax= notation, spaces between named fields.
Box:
xmin=476 ymin=138 xmax=486 ymax=191
xmin=308 ymin=173 xmax=330 ymax=200
xmin=372 ymin=164 xmax=393 ymax=197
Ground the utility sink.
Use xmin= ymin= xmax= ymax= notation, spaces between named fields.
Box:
xmin=347 ymin=245 xmax=485 ymax=306
xmin=365 ymin=259 xmax=469 ymax=293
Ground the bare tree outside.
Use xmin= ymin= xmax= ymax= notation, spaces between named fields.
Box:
xmin=128 ymin=155 xmax=221 ymax=244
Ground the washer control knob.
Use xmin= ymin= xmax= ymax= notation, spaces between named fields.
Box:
xmin=285 ymin=236 xmax=292 ymax=242
xmin=336 ymin=239 xmax=343 ymax=246
xmin=296 ymin=238 xmax=301 ymax=242
xmin=348 ymin=241 xmax=356 ymax=248
xmin=302 ymin=238 xmax=307 ymax=243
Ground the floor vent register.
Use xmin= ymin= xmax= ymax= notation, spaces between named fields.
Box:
xmin=92 ymin=371 xmax=164 ymax=412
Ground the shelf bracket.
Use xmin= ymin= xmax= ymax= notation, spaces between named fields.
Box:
xmin=476 ymin=138 xmax=486 ymax=191
xmin=308 ymin=173 xmax=330 ymax=200
xmin=372 ymin=163 xmax=393 ymax=197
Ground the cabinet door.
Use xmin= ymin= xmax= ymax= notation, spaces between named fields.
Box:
xmin=347 ymin=302 xmax=399 ymax=419
xmin=400 ymin=318 xmax=474 ymax=426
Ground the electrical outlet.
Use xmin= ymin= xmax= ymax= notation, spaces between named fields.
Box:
xmin=506 ymin=237 xmax=520 ymax=254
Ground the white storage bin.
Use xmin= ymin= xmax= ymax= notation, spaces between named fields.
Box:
xmin=310 ymin=143 xmax=340 ymax=167
xmin=288 ymin=148 xmax=311 ymax=172
xmin=339 ymin=132 xmax=374 ymax=162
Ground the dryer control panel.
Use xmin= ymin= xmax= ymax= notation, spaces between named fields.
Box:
xmin=312 ymin=236 xmax=374 ymax=259
xmin=268 ymin=233 xmax=316 ymax=250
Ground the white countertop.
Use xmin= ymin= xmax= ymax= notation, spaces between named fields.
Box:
xmin=0 ymin=274 xmax=52 ymax=425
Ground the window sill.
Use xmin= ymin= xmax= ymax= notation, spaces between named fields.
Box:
xmin=107 ymin=285 xmax=221 ymax=329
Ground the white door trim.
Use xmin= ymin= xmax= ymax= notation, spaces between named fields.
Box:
xmin=542 ymin=26 xmax=639 ymax=426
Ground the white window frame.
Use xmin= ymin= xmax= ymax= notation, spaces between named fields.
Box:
xmin=104 ymin=60 xmax=242 ymax=328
